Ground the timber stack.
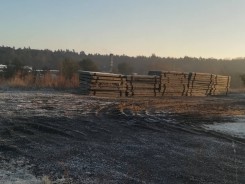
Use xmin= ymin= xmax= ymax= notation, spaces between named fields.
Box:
xmin=126 ymin=75 xmax=160 ymax=97
xmin=209 ymin=74 xmax=231 ymax=96
xmin=149 ymin=71 xmax=231 ymax=96
xmin=149 ymin=71 xmax=189 ymax=96
xmin=79 ymin=71 xmax=126 ymax=97
xmin=79 ymin=70 xmax=231 ymax=97
xmin=187 ymin=72 xmax=214 ymax=96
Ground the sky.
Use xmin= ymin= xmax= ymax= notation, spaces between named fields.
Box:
xmin=1 ymin=0 xmax=245 ymax=58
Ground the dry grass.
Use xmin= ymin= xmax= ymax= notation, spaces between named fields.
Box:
xmin=42 ymin=176 xmax=52 ymax=184
xmin=0 ymin=72 xmax=80 ymax=89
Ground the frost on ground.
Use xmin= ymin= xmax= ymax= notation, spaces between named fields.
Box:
xmin=0 ymin=157 xmax=41 ymax=184
xmin=0 ymin=90 xmax=245 ymax=184
xmin=204 ymin=118 xmax=245 ymax=139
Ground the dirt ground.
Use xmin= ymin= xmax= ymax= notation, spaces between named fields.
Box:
xmin=0 ymin=90 xmax=245 ymax=184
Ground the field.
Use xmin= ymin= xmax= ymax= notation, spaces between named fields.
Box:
xmin=0 ymin=90 xmax=245 ymax=183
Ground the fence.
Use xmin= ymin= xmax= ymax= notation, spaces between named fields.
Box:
xmin=79 ymin=71 xmax=231 ymax=97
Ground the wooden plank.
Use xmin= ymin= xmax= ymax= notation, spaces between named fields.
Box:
xmin=162 ymin=79 xmax=189 ymax=82
xmin=82 ymin=87 xmax=126 ymax=91
xmin=79 ymin=76 xmax=125 ymax=81
xmin=127 ymin=83 xmax=160 ymax=87
xmin=149 ymin=70 xmax=189 ymax=75
xmin=127 ymin=88 xmax=158 ymax=91
xmin=80 ymin=80 xmax=126 ymax=84
xmin=126 ymin=75 xmax=159 ymax=79
xmin=78 ymin=71 xmax=124 ymax=77
xmin=188 ymin=86 xmax=212 ymax=89
xmin=128 ymin=82 xmax=161 ymax=85
xmin=130 ymin=94 xmax=156 ymax=97
xmin=128 ymin=90 xmax=156 ymax=93
xmin=80 ymin=84 xmax=127 ymax=89
xmin=127 ymin=87 xmax=159 ymax=90
xmin=162 ymin=83 xmax=188 ymax=86
xmin=163 ymin=93 xmax=184 ymax=96
xmin=80 ymin=81 xmax=125 ymax=86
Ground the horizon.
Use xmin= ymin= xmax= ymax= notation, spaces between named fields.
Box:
xmin=1 ymin=0 xmax=245 ymax=59
xmin=1 ymin=45 xmax=244 ymax=60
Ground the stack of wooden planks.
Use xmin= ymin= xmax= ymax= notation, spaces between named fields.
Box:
xmin=79 ymin=71 xmax=126 ymax=97
xmin=126 ymin=75 xmax=160 ymax=97
xmin=187 ymin=72 xmax=215 ymax=96
xmin=210 ymin=74 xmax=231 ymax=96
xmin=149 ymin=71 xmax=189 ymax=96
xmin=79 ymin=70 xmax=231 ymax=97
xmin=149 ymin=71 xmax=231 ymax=96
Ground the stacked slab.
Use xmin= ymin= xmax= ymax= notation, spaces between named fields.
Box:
xmin=79 ymin=71 xmax=126 ymax=97
xmin=126 ymin=75 xmax=160 ymax=97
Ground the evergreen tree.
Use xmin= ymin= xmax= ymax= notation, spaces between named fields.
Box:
xmin=79 ymin=58 xmax=98 ymax=71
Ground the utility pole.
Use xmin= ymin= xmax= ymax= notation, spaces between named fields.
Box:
xmin=110 ymin=53 xmax=113 ymax=73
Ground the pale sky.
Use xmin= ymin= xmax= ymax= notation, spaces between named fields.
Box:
xmin=1 ymin=0 xmax=245 ymax=58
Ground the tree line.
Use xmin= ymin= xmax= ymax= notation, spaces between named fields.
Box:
xmin=1 ymin=46 xmax=245 ymax=88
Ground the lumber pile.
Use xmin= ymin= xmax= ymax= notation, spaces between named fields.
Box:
xmin=149 ymin=71 xmax=189 ymax=96
xmin=209 ymin=74 xmax=231 ymax=96
xmin=126 ymin=75 xmax=160 ymax=97
xmin=79 ymin=70 xmax=231 ymax=97
xmin=149 ymin=71 xmax=231 ymax=96
xmin=187 ymin=72 xmax=214 ymax=96
xmin=79 ymin=71 xmax=126 ymax=97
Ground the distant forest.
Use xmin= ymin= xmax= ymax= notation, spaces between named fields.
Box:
xmin=0 ymin=46 xmax=245 ymax=88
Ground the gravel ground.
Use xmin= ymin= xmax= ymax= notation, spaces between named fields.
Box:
xmin=0 ymin=90 xmax=244 ymax=184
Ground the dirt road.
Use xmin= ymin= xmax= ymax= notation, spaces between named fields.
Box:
xmin=0 ymin=91 xmax=244 ymax=183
